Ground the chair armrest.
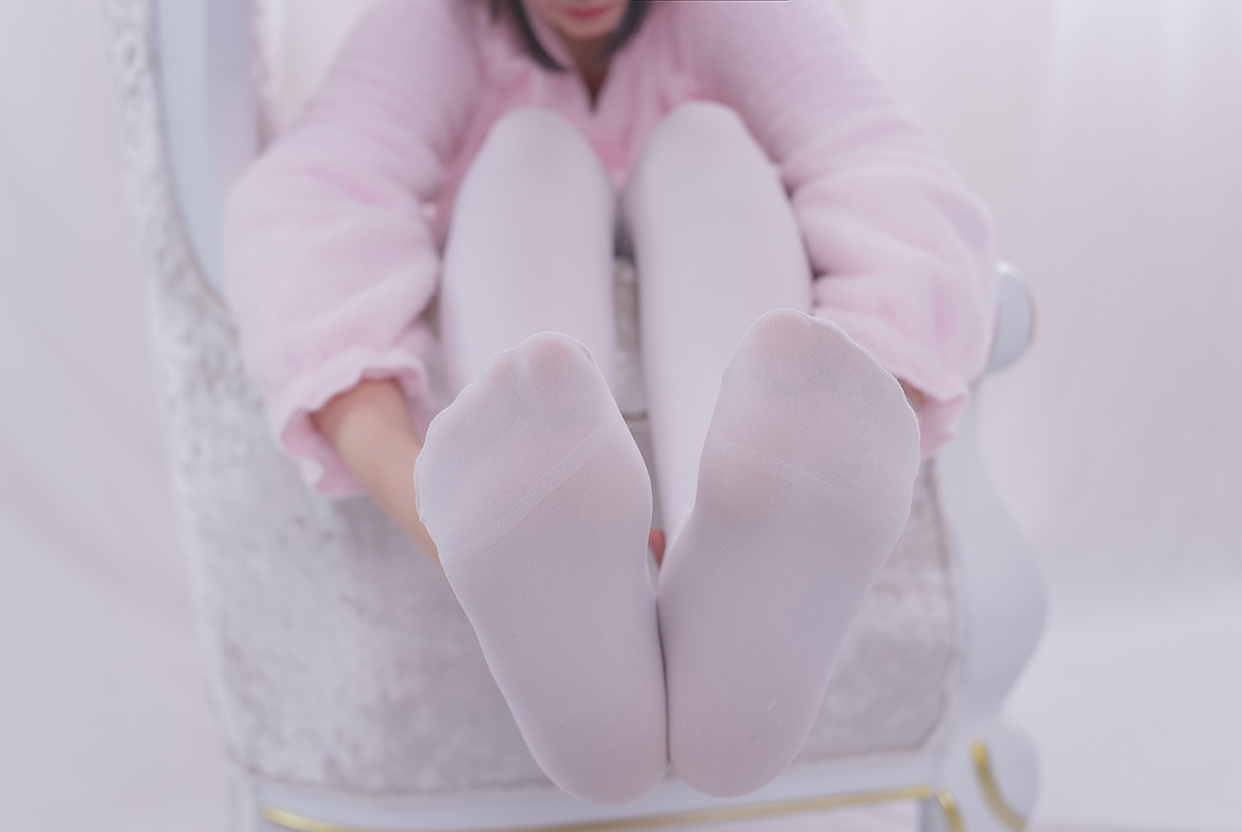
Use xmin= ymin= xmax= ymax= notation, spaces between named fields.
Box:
xmin=986 ymin=262 xmax=1034 ymax=374
xmin=935 ymin=261 xmax=1044 ymax=721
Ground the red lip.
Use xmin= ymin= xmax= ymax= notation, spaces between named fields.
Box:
xmin=563 ymin=5 xmax=610 ymax=20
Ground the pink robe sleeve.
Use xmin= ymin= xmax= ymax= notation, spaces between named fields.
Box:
xmin=223 ymin=0 xmax=484 ymax=495
xmin=679 ymin=0 xmax=998 ymax=455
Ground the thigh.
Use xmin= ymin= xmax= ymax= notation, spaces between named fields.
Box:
xmin=440 ymin=108 xmax=618 ymax=396
xmin=623 ymin=102 xmax=812 ymax=535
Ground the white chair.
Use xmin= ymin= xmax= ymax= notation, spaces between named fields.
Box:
xmin=103 ymin=0 xmax=1044 ymax=829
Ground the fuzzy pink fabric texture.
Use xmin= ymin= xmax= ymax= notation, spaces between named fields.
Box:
xmin=223 ymin=0 xmax=998 ymax=496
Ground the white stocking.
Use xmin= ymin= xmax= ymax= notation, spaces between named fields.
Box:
xmin=430 ymin=109 xmax=666 ymax=804
xmin=439 ymin=107 xmax=619 ymax=397
xmin=415 ymin=334 xmax=666 ymax=804
xmin=623 ymin=102 xmax=814 ymax=541
xmin=656 ymin=310 xmax=919 ymax=796
xmin=625 ymin=103 xmax=917 ymax=797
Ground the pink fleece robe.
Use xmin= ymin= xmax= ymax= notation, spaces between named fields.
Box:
xmin=223 ymin=0 xmax=997 ymax=497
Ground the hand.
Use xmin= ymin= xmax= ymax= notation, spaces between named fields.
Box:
xmin=648 ymin=528 xmax=666 ymax=567
xmin=898 ymin=379 xmax=924 ymax=410
xmin=313 ymin=379 xmax=441 ymax=568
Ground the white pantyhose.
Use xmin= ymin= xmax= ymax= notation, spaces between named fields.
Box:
xmin=414 ymin=333 xmax=667 ymax=804
xmin=657 ymin=309 xmax=920 ymax=796
xmin=623 ymin=102 xmax=814 ymax=541
xmin=425 ymin=104 xmax=917 ymax=803
xmin=439 ymin=108 xmax=619 ymax=399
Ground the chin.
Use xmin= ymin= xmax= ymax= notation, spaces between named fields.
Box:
xmin=551 ymin=3 xmax=628 ymax=41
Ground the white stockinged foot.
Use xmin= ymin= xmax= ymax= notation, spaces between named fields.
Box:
xmin=921 ymin=718 xmax=1039 ymax=832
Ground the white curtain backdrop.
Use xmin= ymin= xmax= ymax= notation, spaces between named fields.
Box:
xmin=0 ymin=2 xmax=230 ymax=830
xmin=1 ymin=0 xmax=1237 ymax=830
xmin=842 ymin=6 xmax=1242 ymax=828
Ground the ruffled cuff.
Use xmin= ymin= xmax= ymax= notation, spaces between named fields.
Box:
xmin=811 ymin=307 xmax=975 ymax=458
xmin=268 ymin=348 xmax=440 ymax=497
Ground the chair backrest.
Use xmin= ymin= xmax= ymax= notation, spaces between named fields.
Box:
xmin=154 ymin=0 xmax=257 ymax=296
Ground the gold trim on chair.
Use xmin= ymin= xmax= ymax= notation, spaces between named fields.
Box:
xmin=934 ymin=789 xmax=965 ymax=832
xmin=264 ymin=784 xmax=935 ymax=832
xmin=972 ymin=742 xmax=1027 ymax=831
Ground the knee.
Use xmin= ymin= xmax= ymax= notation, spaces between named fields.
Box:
xmin=478 ymin=108 xmax=606 ymax=184
xmin=658 ymin=101 xmax=748 ymax=141
xmin=641 ymin=102 xmax=757 ymax=169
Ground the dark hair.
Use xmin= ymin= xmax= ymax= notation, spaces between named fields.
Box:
xmin=488 ymin=0 xmax=654 ymax=71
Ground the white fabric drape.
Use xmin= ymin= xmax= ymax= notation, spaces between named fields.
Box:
xmin=0 ymin=2 xmax=230 ymax=830
xmin=849 ymin=0 xmax=1242 ymax=610
xmin=843 ymin=3 xmax=1242 ymax=829
xmin=1 ymin=0 xmax=1237 ymax=829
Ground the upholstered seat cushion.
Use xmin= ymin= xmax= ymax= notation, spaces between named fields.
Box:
xmin=156 ymin=263 xmax=960 ymax=798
